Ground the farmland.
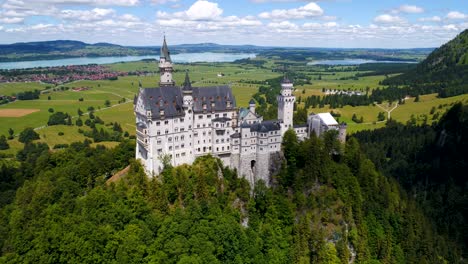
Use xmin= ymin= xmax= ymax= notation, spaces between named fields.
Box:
xmin=1 ymin=58 xmax=466 ymax=153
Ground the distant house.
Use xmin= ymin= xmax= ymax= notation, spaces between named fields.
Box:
xmin=217 ymin=73 xmax=225 ymax=77
xmin=307 ymin=112 xmax=347 ymax=143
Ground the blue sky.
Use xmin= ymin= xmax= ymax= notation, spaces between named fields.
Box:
xmin=0 ymin=0 xmax=466 ymax=48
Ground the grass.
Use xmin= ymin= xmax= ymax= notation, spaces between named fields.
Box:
xmin=1 ymin=59 xmax=467 ymax=154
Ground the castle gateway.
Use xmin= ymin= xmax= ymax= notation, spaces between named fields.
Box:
xmin=134 ymin=37 xmax=346 ymax=186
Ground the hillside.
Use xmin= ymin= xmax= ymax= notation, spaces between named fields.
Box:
xmin=0 ymin=40 xmax=157 ymax=62
xmin=0 ymin=113 xmax=463 ymax=262
xmin=382 ymin=29 xmax=468 ymax=97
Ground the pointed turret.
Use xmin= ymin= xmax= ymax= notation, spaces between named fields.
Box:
xmin=160 ymin=35 xmax=171 ymax=62
xmin=182 ymin=70 xmax=192 ymax=92
xmin=249 ymin=98 xmax=256 ymax=114
xmin=159 ymin=35 xmax=175 ymax=87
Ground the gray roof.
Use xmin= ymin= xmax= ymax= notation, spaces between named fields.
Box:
xmin=140 ymin=86 xmax=184 ymax=119
xmin=212 ymin=117 xmax=231 ymax=122
xmin=293 ymin=124 xmax=307 ymax=128
xmin=230 ymin=132 xmax=241 ymax=138
xmin=139 ymin=85 xmax=236 ymax=120
xmin=192 ymin=86 xmax=236 ymax=113
xmin=249 ymin=99 xmax=256 ymax=105
xmin=241 ymin=120 xmax=281 ymax=132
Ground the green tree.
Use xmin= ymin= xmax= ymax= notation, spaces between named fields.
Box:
xmin=48 ymin=108 xmax=54 ymax=113
xmin=8 ymin=128 xmax=14 ymax=140
xmin=76 ymin=118 xmax=83 ymax=127
xmin=105 ymin=100 xmax=111 ymax=107
xmin=18 ymin=127 xmax=40 ymax=143
xmin=0 ymin=135 xmax=9 ymax=150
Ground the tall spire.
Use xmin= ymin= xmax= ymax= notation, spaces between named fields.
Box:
xmin=182 ymin=70 xmax=192 ymax=91
xmin=160 ymin=35 xmax=171 ymax=62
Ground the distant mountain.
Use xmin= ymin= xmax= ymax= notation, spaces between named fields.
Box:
xmin=382 ymin=29 xmax=468 ymax=97
xmin=0 ymin=40 xmax=158 ymax=62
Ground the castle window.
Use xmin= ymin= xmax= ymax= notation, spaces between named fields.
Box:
xmin=169 ymin=146 xmax=172 ymax=150
xmin=223 ymin=113 xmax=227 ymax=117
xmin=175 ymin=128 xmax=178 ymax=132
xmin=198 ymin=115 xmax=203 ymax=119
xmin=216 ymin=139 xmax=219 ymax=143
xmin=180 ymin=118 xmax=184 ymax=122
xmin=176 ymin=154 xmax=179 ymax=158
xmin=181 ymin=135 xmax=185 ymax=140
xmin=157 ymin=140 xmax=161 ymax=144
xmin=207 ymin=115 xmax=211 ymax=118
xmin=217 ymin=147 xmax=219 ymax=151
xmin=182 ymin=152 xmax=186 ymax=157
xmin=165 ymin=130 xmax=168 ymax=134
xmin=180 ymin=128 xmax=185 ymax=132
xmin=227 ymin=146 xmax=229 ymax=150
xmin=209 ymin=147 xmax=212 ymax=150
xmin=181 ymin=144 xmax=185 ymax=148
xmin=168 ymin=137 xmax=172 ymax=142
xmin=174 ymin=119 xmax=178 ymax=123
xmin=203 ymin=124 xmax=206 ymax=127
xmin=197 ymin=124 xmax=200 ymax=128
xmin=157 ymin=131 xmax=161 ymax=135
xmin=156 ymin=121 xmax=160 ymax=125
xmin=157 ymin=149 xmax=162 ymax=153
xmin=197 ymin=148 xmax=200 ymax=152
xmin=165 ymin=121 xmax=169 ymax=124
xmin=222 ymin=147 xmax=224 ymax=151
xmin=175 ymin=136 xmax=178 ymax=141
xmin=215 ymin=114 xmax=219 ymax=118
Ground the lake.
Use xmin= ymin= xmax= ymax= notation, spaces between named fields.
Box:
xmin=0 ymin=52 xmax=257 ymax=70
xmin=307 ymin=59 xmax=417 ymax=65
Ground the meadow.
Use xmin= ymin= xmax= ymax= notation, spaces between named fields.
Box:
xmin=1 ymin=58 xmax=466 ymax=153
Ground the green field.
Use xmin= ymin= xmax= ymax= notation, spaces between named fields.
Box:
xmin=1 ymin=59 xmax=467 ymax=154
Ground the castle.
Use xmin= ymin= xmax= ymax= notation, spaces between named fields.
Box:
xmin=134 ymin=37 xmax=346 ymax=185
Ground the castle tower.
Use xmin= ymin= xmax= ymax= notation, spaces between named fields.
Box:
xmin=159 ymin=36 xmax=175 ymax=87
xmin=249 ymin=99 xmax=256 ymax=114
xmin=277 ymin=76 xmax=295 ymax=133
xmin=338 ymin=122 xmax=347 ymax=143
xmin=182 ymin=71 xmax=193 ymax=108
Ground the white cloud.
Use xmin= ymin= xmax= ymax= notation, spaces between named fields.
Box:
xmin=60 ymin=8 xmax=115 ymax=21
xmin=418 ymin=16 xmax=441 ymax=22
xmin=185 ymin=0 xmax=222 ymax=20
xmin=396 ymin=5 xmax=424 ymax=14
xmin=268 ymin=20 xmax=298 ymax=30
xmin=373 ymin=14 xmax=405 ymax=24
xmin=158 ymin=0 xmax=222 ymax=21
xmin=258 ymin=2 xmax=323 ymax=20
xmin=152 ymin=0 xmax=179 ymax=4
xmin=446 ymin=11 xmax=467 ymax=20
xmin=120 ymin=14 xmax=140 ymax=22
xmin=0 ymin=17 xmax=24 ymax=24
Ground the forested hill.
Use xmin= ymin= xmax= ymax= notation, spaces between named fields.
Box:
xmin=382 ymin=29 xmax=468 ymax=97
xmin=353 ymin=102 xmax=468 ymax=257
xmin=0 ymin=40 xmax=158 ymax=62
xmin=0 ymin=109 xmax=465 ymax=262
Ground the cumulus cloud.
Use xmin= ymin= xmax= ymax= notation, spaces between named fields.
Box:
xmin=418 ymin=16 xmax=441 ymax=22
xmin=373 ymin=14 xmax=405 ymax=24
xmin=158 ymin=0 xmax=222 ymax=20
xmin=392 ymin=5 xmax=424 ymax=14
xmin=268 ymin=21 xmax=298 ymax=30
xmin=60 ymin=8 xmax=115 ymax=21
xmin=0 ymin=17 xmax=24 ymax=24
xmin=258 ymin=2 xmax=323 ymax=20
xmin=446 ymin=11 xmax=467 ymax=20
